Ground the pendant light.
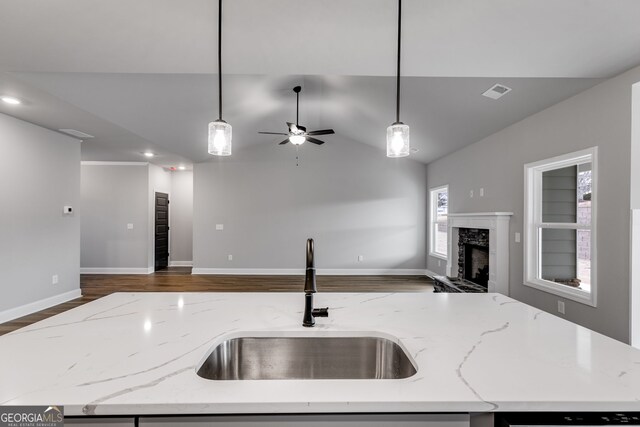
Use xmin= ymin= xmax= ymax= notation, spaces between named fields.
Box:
xmin=208 ymin=0 xmax=232 ymax=156
xmin=386 ymin=0 xmax=410 ymax=158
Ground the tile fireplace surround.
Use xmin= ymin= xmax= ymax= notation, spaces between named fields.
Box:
xmin=446 ymin=212 xmax=513 ymax=296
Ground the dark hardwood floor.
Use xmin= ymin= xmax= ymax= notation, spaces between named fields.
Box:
xmin=0 ymin=268 xmax=433 ymax=336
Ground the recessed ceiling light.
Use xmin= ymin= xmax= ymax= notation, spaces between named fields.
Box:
xmin=143 ymin=152 xmax=154 ymax=158
xmin=1 ymin=96 xmax=21 ymax=105
xmin=482 ymin=84 xmax=512 ymax=100
xmin=178 ymin=166 xmax=186 ymax=170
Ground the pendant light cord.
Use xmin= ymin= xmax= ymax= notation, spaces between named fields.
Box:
xmin=218 ymin=0 xmax=223 ymax=121
xmin=395 ymin=0 xmax=402 ymax=124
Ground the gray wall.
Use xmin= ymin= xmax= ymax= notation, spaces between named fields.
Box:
xmin=193 ymin=139 xmax=427 ymax=272
xmin=427 ymin=64 xmax=640 ymax=343
xmin=0 ymin=113 xmax=80 ymax=313
xmin=81 ymin=164 xmax=149 ymax=269
xmin=170 ymin=171 xmax=193 ymax=264
xmin=81 ymin=164 xmax=193 ymax=271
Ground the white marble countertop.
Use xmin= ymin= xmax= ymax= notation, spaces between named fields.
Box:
xmin=1 ymin=292 xmax=640 ymax=416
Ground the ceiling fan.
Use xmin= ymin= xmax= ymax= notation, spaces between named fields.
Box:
xmin=258 ymin=86 xmax=335 ymax=146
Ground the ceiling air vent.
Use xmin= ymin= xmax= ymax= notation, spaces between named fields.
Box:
xmin=482 ymin=84 xmax=512 ymax=100
xmin=58 ymin=129 xmax=94 ymax=139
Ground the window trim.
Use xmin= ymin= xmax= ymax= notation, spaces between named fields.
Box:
xmin=523 ymin=147 xmax=598 ymax=307
xmin=429 ymin=184 xmax=449 ymax=260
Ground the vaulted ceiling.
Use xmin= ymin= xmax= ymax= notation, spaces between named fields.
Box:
xmin=1 ymin=0 xmax=639 ymax=165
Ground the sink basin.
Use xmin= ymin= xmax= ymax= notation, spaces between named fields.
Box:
xmin=196 ymin=336 xmax=417 ymax=380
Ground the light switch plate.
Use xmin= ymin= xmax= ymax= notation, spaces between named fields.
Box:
xmin=469 ymin=190 xmax=474 ymax=198
xmin=515 ymin=232 xmax=521 ymax=243
xmin=358 ymin=255 xmax=364 ymax=262
xmin=479 ymin=188 xmax=484 ymax=197
xmin=127 ymin=223 xmax=134 ymax=230
xmin=558 ymin=300 xmax=565 ymax=314
xmin=228 ymin=254 xmax=233 ymax=261
xmin=52 ymin=275 xmax=59 ymax=285
xmin=216 ymin=224 xmax=224 ymax=231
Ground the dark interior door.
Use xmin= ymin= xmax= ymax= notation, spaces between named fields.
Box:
xmin=155 ymin=192 xmax=169 ymax=271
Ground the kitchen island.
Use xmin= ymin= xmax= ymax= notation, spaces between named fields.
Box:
xmin=1 ymin=292 xmax=639 ymax=422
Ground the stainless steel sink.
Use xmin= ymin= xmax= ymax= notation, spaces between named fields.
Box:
xmin=196 ymin=336 xmax=417 ymax=380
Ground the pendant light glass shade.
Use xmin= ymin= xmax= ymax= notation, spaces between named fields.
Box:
xmin=208 ymin=120 xmax=232 ymax=156
xmin=386 ymin=122 xmax=410 ymax=158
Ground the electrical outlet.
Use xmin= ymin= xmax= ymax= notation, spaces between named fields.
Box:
xmin=515 ymin=232 xmax=521 ymax=243
xmin=469 ymin=190 xmax=474 ymax=198
xmin=228 ymin=254 xmax=233 ymax=261
xmin=216 ymin=224 xmax=224 ymax=231
xmin=52 ymin=275 xmax=59 ymax=285
xmin=558 ymin=300 xmax=565 ymax=315
xmin=480 ymin=188 xmax=484 ymax=197
xmin=358 ymin=255 xmax=364 ymax=262
xmin=127 ymin=223 xmax=134 ymax=230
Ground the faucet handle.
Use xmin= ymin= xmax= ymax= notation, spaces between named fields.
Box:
xmin=312 ymin=307 xmax=329 ymax=317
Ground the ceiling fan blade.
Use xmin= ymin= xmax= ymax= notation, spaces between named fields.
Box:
xmin=306 ymin=137 xmax=325 ymax=145
xmin=258 ymin=131 xmax=288 ymax=135
xmin=307 ymin=129 xmax=335 ymax=136
xmin=278 ymin=139 xmax=290 ymax=145
xmin=287 ymin=122 xmax=298 ymax=132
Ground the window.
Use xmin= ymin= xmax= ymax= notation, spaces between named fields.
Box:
xmin=524 ymin=147 xmax=597 ymax=306
xmin=429 ymin=185 xmax=449 ymax=259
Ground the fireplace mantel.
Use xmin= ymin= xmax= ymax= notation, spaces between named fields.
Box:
xmin=446 ymin=212 xmax=513 ymax=295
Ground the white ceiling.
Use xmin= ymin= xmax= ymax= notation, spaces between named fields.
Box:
xmin=1 ymin=0 xmax=639 ymax=165
xmin=2 ymin=0 xmax=640 ymax=77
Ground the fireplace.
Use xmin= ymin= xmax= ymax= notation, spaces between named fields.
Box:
xmin=458 ymin=228 xmax=489 ymax=289
xmin=436 ymin=212 xmax=512 ymax=295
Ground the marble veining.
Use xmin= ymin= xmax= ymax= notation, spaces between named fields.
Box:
xmin=0 ymin=292 xmax=640 ymax=416
xmin=456 ymin=322 xmax=510 ymax=411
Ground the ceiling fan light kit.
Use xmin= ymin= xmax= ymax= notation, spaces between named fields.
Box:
xmin=208 ymin=0 xmax=232 ymax=156
xmin=289 ymin=134 xmax=306 ymax=145
xmin=386 ymin=0 xmax=410 ymax=158
xmin=258 ymin=85 xmax=335 ymax=148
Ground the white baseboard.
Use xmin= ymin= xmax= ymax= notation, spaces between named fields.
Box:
xmin=191 ymin=268 xmax=427 ymax=275
xmin=0 ymin=289 xmax=82 ymax=324
xmin=425 ymin=269 xmax=440 ymax=279
xmin=80 ymin=267 xmax=154 ymax=275
xmin=169 ymin=261 xmax=193 ymax=267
